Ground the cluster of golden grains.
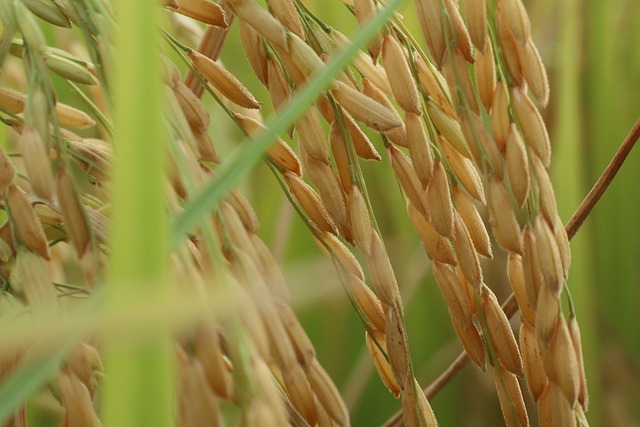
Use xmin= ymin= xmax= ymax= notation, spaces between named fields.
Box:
xmin=0 ymin=0 xmax=590 ymax=426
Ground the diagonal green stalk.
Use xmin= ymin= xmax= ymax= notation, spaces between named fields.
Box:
xmin=172 ymin=0 xmax=407 ymax=245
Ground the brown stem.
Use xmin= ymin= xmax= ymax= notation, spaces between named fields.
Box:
xmin=382 ymin=116 xmax=640 ymax=427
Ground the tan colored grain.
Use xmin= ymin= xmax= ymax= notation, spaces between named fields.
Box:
xmin=178 ymin=356 xmax=222 ymax=427
xmin=519 ymin=39 xmax=549 ymax=107
xmin=512 ymin=86 xmax=551 ymax=166
xmin=7 ymin=184 xmax=50 ymax=259
xmin=414 ymin=53 xmax=455 ymax=118
xmin=173 ymin=80 xmax=211 ymax=131
xmin=283 ymin=364 xmax=318 ymax=425
xmin=366 ymin=331 xmax=402 ymax=397
xmin=56 ymin=102 xmax=97 ymax=128
xmin=189 ymin=51 xmax=260 ymax=109
xmin=346 ymin=273 xmax=386 ymax=333
xmin=452 ymin=211 xmax=483 ymax=290
xmin=297 ymin=107 xmax=330 ymax=162
xmin=343 ymin=110 xmax=382 ymax=160
xmin=381 ymin=35 xmax=421 ymax=115
xmin=507 ymin=253 xmax=536 ymax=325
xmin=463 ymin=0 xmax=487 ymax=52
xmin=386 ymin=304 xmax=411 ymax=390
xmin=432 ymin=261 xmax=473 ymax=329
xmin=407 ymin=202 xmax=457 ymax=265
xmin=388 ymin=144 xmax=429 ymax=218
xmin=453 ymin=186 xmax=492 ymax=258
xmin=194 ymin=325 xmax=234 ymax=400
xmin=0 ymin=86 xmax=26 ymax=114
xmin=267 ymin=57 xmax=290 ymax=112
xmin=488 ymin=176 xmax=523 ymax=254
xmin=493 ymin=364 xmax=530 ymax=427
xmin=0 ymin=147 xmax=15 ymax=194
xmin=225 ymin=0 xmax=288 ymax=50
xmin=331 ymin=81 xmax=402 ymax=132
xmin=496 ymin=9 xmax=524 ymax=86
xmin=440 ymin=136 xmax=485 ymax=203
xmin=415 ymin=0 xmax=446 ymax=68
xmin=406 ymin=112 xmax=434 ymax=188
xmin=442 ymin=47 xmax=478 ymax=113
xmin=368 ymin=231 xmax=401 ymax=306
xmin=506 ymin=123 xmax=530 ymax=207
xmin=19 ymin=126 xmax=54 ymax=199
xmin=519 ymin=322 xmax=548 ymax=402
xmin=533 ymin=215 xmax=564 ymax=296
xmin=475 ymin=36 xmax=496 ymax=111
xmin=349 ymin=185 xmax=373 ymax=255
xmin=499 ymin=0 xmax=531 ymax=44
xmin=540 ymin=316 xmax=579 ymax=406
xmin=329 ymin=120 xmax=352 ymax=193
xmin=58 ymin=370 xmax=100 ymax=427
xmin=361 ymin=79 xmax=408 ymax=148
xmin=491 ymin=81 xmax=511 ymax=153
xmin=316 ymin=229 xmax=364 ymax=280
xmin=14 ymin=247 xmax=56 ymax=307
xmin=306 ymin=359 xmax=349 ymax=426
xmin=239 ymin=20 xmax=269 ymax=85
xmin=535 ymin=285 xmax=559 ymax=346
xmin=426 ymin=160 xmax=454 ymax=238
xmin=568 ymin=316 xmax=589 ymax=409
xmin=451 ymin=313 xmax=487 ymax=371
xmin=235 ymin=113 xmax=302 ymax=175
xmin=531 ymin=153 xmax=558 ymax=226
xmin=444 ymin=0 xmax=474 ymax=62
xmin=427 ymin=100 xmax=471 ymax=158
xmin=538 ymin=383 xmax=577 ymax=427
xmin=288 ymin=33 xmax=326 ymax=77
xmin=354 ymin=0 xmax=382 ymax=60
xmin=460 ymin=110 xmax=503 ymax=178
xmin=482 ymin=291 xmax=524 ymax=376
xmin=267 ymin=0 xmax=304 ymax=38
xmin=174 ymin=0 xmax=228 ymax=28
xmin=284 ymin=172 xmax=337 ymax=234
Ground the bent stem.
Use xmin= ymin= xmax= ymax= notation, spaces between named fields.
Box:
xmin=383 ymin=116 xmax=640 ymax=427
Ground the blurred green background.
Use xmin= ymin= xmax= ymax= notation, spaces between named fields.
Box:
xmin=222 ymin=0 xmax=640 ymax=425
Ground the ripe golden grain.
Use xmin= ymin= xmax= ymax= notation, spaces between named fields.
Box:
xmin=482 ymin=291 xmax=524 ymax=376
xmin=407 ymin=202 xmax=457 ymax=265
xmin=331 ymin=81 xmax=402 ymax=132
xmin=174 ymin=0 xmax=228 ymax=27
xmin=389 ymin=144 xmax=429 ymax=219
xmin=493 ymin=364 xmax=530 ymax=427
xmin=366 ymin=331 xmax=402 ymax=398
xmin=506 ymin=123 xmax=530 ymax=207
xmin=406 ymin=112 xmax=434 ymax=188
xmin=426 ymin=161 xmax=455 ymax=238
xmin=453 ymin=185 xmax=492 ymax=258
xmin=452 ymin=212 xmax=483 ymax=291
xmin=507 ymin=253 xmax=536 ymax=325
xmin=239 ymin=20 xmax=269 ymax=85
xmin=519 ymin=322 xmax=548 ymax=402
xmin=463 ymin=0 xmax=487 ymax=52
xmin=361 ymin=79 xmax=407 ymax=148
xmin=381 ymin=34 xmax=421 ymax=115
xmin=284 ymin=172 xmax=337 ymax=235
xmin=7 ymin=184 xmax=49 ymax=259
xmin=475 ymin=37 xmax=496 ymax=111
xmin=432 ymin=261 xmax=473 ymax=329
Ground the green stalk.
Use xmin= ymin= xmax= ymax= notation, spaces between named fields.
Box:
xmin=172 ymin=0 xmax=407 ymax=245
xmin=102 ymin=0 xmax=172 ymax=425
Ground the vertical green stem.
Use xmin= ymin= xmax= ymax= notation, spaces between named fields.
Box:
xmin=102 ymin=0 xmax=173 ymax=426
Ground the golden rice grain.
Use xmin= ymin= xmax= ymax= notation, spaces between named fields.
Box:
xmin=535 ymin=285 xmax=559 ymax=346
xmin=361 ymin=79 xmax=407 ymax=148
xmin=368 ymin=231 xmax=401 ymax=306
xmin=349 ymin=186 xmax=373 ymax=255
xmin=432 ymin=261 xmax=473 ymax=329
xmin=506 ymin=124 xmax=530 ymax=207
xmin=189 ymin=51 xmax=260 ymax=109
xmin=440 ymin=136 xmax=485 ymax=203
xmin=426 ymin=161 xmax=454 ymax=238
xmin=493 ymin=364 xmax=530 ymax=427
xmin=463 ymin=0 xmax=487 ymax=52
xmin=239 ymin=20 xmax=269 ymax=85
xmin=225 ymin=0 xmax=288 ymax=50
xmin=343 ymin=110 xmax=382 ymax=160
xmin=18 ymin=126 xmax=54 ymax=199
xmin=58 ymin=370 xmax=100 ymax=427
xmin=386 ymin=304 xmax=411 ymax=390
xmin=282 ymin=364 xmax=318 ymax=425
xmin=568 ymin=316 xmax=589 ymax=409
xmin=474 ymin=37 xmax=496 ymax=111
xmin=442 ymin=47 xmax=478 ymax=113
xmin=331 ymin=81 xmax=402 ymax=132
xmin=482 ymin=291 xmax=524 ymax=376
xmin=405 ymin=112 xmax=434 ymax=187
xmin=266 ymin=0 xmax=304 ymax=38
xmin=451 ymin=314 xmax=486 ymax=371
xmin=488 ymin=176 xmax=523 ymax=254
xmin=354 ymin=0 xmax=382 ymax=60
xmin=512 ymin=86 xmax=551 ymax=166
xmin=407 ymin=202 xmax=457 ymax=265
xmin=427 ymin=100 xmax=471 ymax=158
xmin=0 ymin=147 xmax=15 ymax=193
xmin=538 ymin=383 xmax=577 ymax=427
xmin=491 ymin=81 xmax=511 ymax=153
xmin=499 ymin=0 xmax=531 ymax=44
xmin=533 ymin=215 xmax=564 ymax=296
xmin=174 ymin=0 xmax=228 ymax=28
xmin=519 ymin=322 xmax=548 ymax=402
xmin=346 ymin=273 xmax=386 ymax=333
xmin=267 ymin=57 xmax=290 ymax=111
xmin=178 ymin=356 xmax=222 ymax=427
xmin=506 ymin=253 xmax=536 ymax=325
xmin=496 ymin=9 xmax=524 ymax=86
xmin=443 ymin=0 xmax=474 ymax=63
xmin=14 ymin=247 xmax=56 ymax=307
xmin=413 ymin=53 xmax=455 ymax=118
xmin=284 ymin=172 xmax=337 ymax=234
xmin=521 ymin=228 xmax=544 ymax=309
xmin=388 ymin=144 xmax=429 ymax=219
xmin=453 ymin=186 xmax=492 ymax=258
xmin=415 ymin=0 xmax=446 ymax=68
xmin=296 ymin=108 xmax=330 ymax=162
xmin=306 ymin=359 xmax=349 ymax=426
xmin=452 ymin=212 xmax=483 ymax=291
xmin=7 ymin=184 xmax=50 ymax=259
xmin=329 ymin=121 xmax=352 ymax=193
xmin=540 ymin=316 xmax=579 ymax=406
xmin=366 ymin=331 xmax=402 ymax=398
xmin=381 ymin=35 xmax=421 ymax=115
xmin=519 ymin=39 xmax=549 ymax=107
